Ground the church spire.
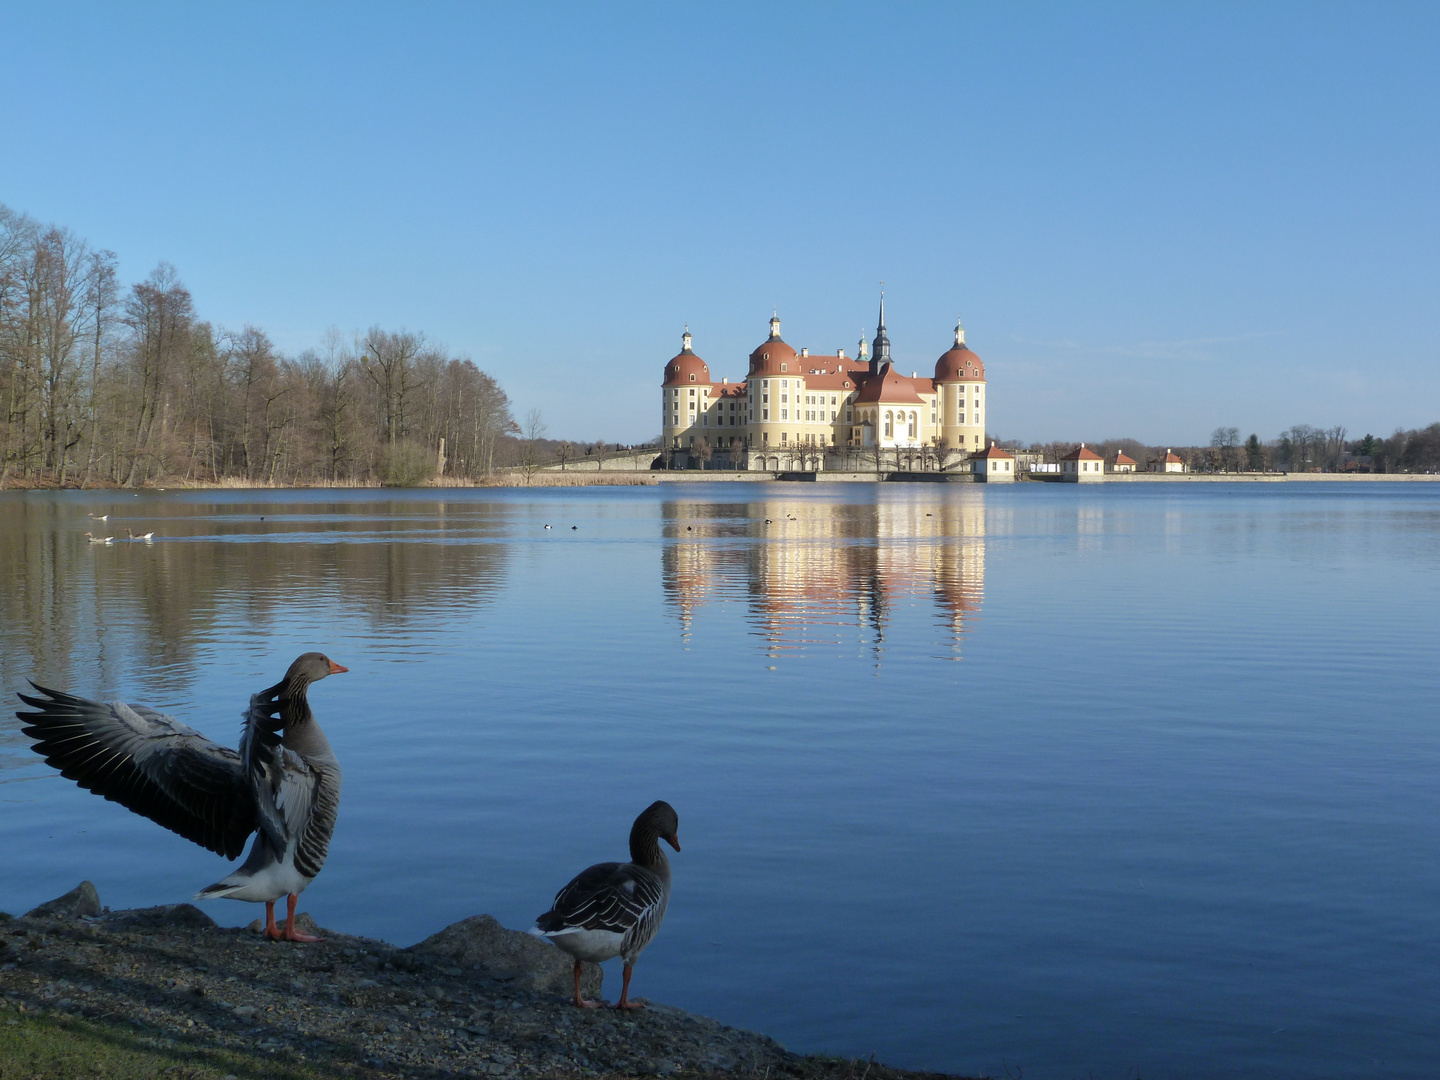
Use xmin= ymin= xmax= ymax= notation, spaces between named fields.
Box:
xmin=871 ymin=288 xmax=891 ymax=374
xmin=681 ymin=325 xmax=693 ymax=354
xmin=954 ymin=314 xmax=965 ymax=347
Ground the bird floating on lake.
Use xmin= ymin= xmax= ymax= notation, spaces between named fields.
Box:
xmin=87 ymin=513 xmax=108 ymax=521
xmin=544 ymin=524 xmax=552 ymax=529
xmin=124 ymin=528 xmax=155 ymax=541
xmin=16 ymin=652 xmax=348 ymax=942
xmin=571 ymin=525 xmax=578 ymax=530
xmin=83 ymin=532 xmax=113 ymax=544
xmin=534 ymin=800 xmax=680 ymax=1010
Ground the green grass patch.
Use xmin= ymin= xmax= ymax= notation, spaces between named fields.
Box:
xmin=0 ymin=1012 xmax=344 ymax=1080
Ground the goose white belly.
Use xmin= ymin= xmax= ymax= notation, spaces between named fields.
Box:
xmin=542 ymin=926 xmax=626 ymax=964
xmin=196 ymin=844 xmax=313 ymax=903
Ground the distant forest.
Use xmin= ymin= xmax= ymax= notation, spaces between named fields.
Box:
xmin=1018 ymin=423 xmax=1440 ymax=474
xmin=0 ymin=203 xmax=533 ymax=488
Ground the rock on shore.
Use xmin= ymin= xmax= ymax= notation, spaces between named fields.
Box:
xmin=0 ymin=882 xmax=801 ymax=1079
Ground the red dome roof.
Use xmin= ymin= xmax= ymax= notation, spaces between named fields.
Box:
xmin=748 ymin=337 xmax=797 ymax=377
xmin=663 ymin=350 xmax=711 ymax=386
xmin=934 ymin=344 xmax=984 ymax=382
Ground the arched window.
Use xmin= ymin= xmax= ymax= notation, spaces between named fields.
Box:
xmin=908 ymin=413 xmax=917 ymax=439
xmin=690 ymin=374 xmax=695 ymax=381
xmin=884 ymin=412 xmax=893 ymax=438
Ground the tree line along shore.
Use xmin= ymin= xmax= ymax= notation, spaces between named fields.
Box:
xmin=0 ymin=203 xmax=651 ymax=491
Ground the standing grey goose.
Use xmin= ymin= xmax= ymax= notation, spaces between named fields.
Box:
xmin=16 ymin=652 xmax=347 ymax=942
xmin=534 ymin=800 xmax=680 ymax=1009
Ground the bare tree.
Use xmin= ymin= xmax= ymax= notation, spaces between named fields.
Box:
xmin=79 ymin=250 xmax=118 ymax=486
xmin=359 ymin=328 xmax=424 ymax=447
xmin=519 ymin=408 xmax=546 ymax=483
xmin=121 ymin=264 xmax=193 ymax=487
xmin=1210 ymin=426 xmax=1240 ymax=472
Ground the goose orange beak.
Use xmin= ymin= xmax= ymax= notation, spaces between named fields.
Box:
xmin=329 ymin=661 xmax=349 ymax=674
xmin=666 ymin=833 xmax=681 ymax=852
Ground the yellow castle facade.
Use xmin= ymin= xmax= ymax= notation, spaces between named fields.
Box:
xmin=661 ymin=300 xmax=989 ymax=472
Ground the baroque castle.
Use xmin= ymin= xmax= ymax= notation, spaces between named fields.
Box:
xmin=661 ymin=299 xmax=988 ymax=472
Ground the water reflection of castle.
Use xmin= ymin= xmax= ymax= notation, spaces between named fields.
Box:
xmin=661 ymin=496 xmax=986 ymax=659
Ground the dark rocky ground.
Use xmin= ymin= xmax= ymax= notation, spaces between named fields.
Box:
xmin=0 ymin=883 xmax=977 ymax=1080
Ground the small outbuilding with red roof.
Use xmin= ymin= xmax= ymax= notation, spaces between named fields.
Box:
xmin=1061 ymin=443 xmax=1106 ymax=482
xmin=970 ymin=442 xmax=1015 ymax=482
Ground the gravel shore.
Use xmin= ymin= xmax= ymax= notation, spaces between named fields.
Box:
xmin=0 ymin=883 xmax=969 ymax=1080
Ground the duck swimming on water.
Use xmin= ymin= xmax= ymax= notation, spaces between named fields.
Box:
xmin=16 ymin=652 xmax=348 ymax=942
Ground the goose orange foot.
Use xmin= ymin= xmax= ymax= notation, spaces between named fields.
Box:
xmin=263 ymin=895 xmax=325 ymax=943
xmin=571 ymin=960 xmax=602 ymax=1008
xmin=613 ymin=964 xmax=647 ymax=1010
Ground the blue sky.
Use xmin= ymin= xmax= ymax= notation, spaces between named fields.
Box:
xmin=3 ymin=3 xmax=1436 ymax=444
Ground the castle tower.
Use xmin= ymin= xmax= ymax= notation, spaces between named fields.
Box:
xmin=870 ymin=294 xmax=892 ymax=375
xmin=933 ymin=313 xmax=987 ymax=453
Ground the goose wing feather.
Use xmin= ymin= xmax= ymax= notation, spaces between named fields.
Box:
xmin=16 ymin=682 xmax=255 ymax=858
xmin=239 ymin=688 xmax=288 ymax=858
xmin=238 ymin=688 xmax=339 ymax=879
xmin=543 ymin=861 xmax=666 ymax=936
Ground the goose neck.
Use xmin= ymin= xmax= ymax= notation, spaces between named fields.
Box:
xmin=629 ymin=822 xmax=670 ymax=875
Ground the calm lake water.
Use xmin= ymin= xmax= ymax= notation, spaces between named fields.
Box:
xmin=2 ymin=483 xmax=1438 ymax=1079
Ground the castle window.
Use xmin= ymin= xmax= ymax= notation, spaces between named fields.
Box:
xmin=690 ymin=374 xmax=695 ymax=381
xmin=781 ymin=364 xmax=787 ymax=372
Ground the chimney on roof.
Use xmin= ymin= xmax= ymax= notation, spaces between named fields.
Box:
xmin=838 ymin=348 xmax=846 ymax=359
xmin=801 ymin=347 xmax=808 ymax=358
xmin=722 ymin=377 xmax=728 ymax=384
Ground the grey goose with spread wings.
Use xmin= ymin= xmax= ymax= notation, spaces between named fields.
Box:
xmin=16 ymin=652 xmax=347 ymax=942
xmin=534 ymin=800 xmax=680 ymax=1009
